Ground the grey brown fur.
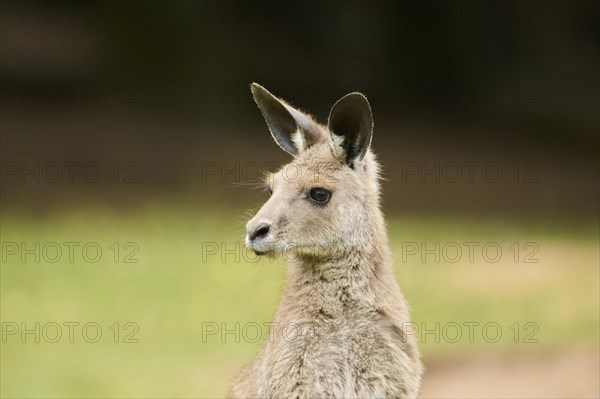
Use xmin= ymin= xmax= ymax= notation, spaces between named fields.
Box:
xmin=229 ymin=83 xmax=423 ymax=398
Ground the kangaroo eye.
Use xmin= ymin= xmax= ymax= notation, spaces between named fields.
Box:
xmin=308 ymin=188 xmax=331 ymax=205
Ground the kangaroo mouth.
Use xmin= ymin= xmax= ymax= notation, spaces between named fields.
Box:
xmin=245 ymin=234 xmax=276 ymax=256
xmin=246 ymin=240 xmax=274 ymax=257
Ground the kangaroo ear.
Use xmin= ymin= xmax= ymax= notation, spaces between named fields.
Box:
xmin=327 ymin=92 xmax=373 ymax=168
xmin=251 ymin=83 xmax=323 ymax=156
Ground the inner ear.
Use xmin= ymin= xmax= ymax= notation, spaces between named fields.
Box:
xmin=328 ymin=93 xmax=373 ymax=168
xmin=251 ymin=83 xmax=323 ymax=156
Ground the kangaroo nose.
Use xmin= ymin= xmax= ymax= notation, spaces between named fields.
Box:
xmin=249 ymin=222 xmax=271 ymax=241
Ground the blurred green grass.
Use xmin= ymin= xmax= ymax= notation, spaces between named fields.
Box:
xmin=1 ymin=204 xmax=598 ymax=398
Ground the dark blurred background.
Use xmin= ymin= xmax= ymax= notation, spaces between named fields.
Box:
xmin=1 ymin=0 xmax=598 ymax=220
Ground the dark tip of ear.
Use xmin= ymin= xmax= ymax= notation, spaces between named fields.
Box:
xmin=337 ymin=92 xmax=371 ymax=111
xmin=329 ymin=92 xmax=373 ymax=135
xmin=250 ymin=82 xmax=268 ymax=97
xmin=250 ymin=83 xmax=282 ymax=109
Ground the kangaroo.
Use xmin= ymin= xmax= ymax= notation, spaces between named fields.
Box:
xmin=229 ymin=83 xmax=423 ymax=399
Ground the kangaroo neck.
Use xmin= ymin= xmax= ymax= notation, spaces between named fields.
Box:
xmin=280 ymin=230 xmax=392 ymax=317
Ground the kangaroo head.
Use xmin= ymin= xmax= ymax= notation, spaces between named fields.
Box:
xmin=246 ymin=83 xmax=380 ymax=259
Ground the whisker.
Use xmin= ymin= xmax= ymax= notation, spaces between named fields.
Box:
xmin=229 ymin=179 xmax=267 ymax=189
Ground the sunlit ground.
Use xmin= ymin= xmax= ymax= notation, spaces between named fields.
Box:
xmin=1 ymin=203 xmax=598 ymax=397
